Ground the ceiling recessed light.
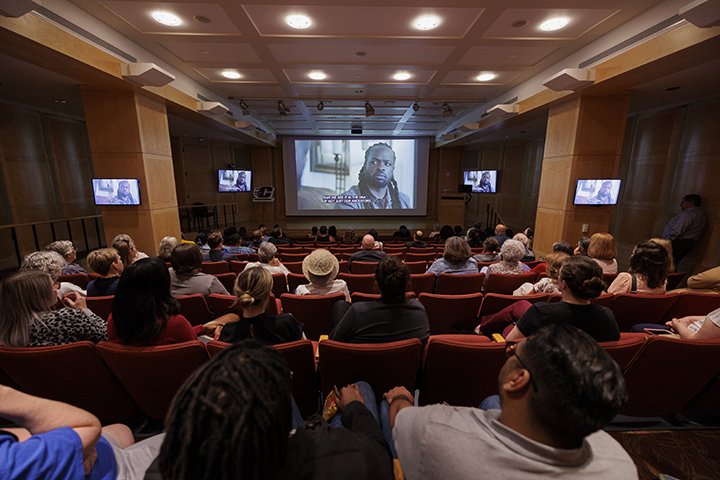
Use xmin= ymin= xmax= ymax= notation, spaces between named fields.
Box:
xmin=393 ymin=72 xmax=412 ymax=81
xmin=151 ymin=11 xmax=183 ymax=27
xmin=308 ymin=71 xmax=327 ymax=80
xmin=475 ymin=72 xmax=497 ymax=82
xmin=414 ymin=15 xmax=441 ymax=30
xmin=285 ymin=14 xmax=312 ymax=29
xmin=221 ymin=70 xmax=242 ymax=80
xmin=539 ymin=17 xmax=570 ymax=31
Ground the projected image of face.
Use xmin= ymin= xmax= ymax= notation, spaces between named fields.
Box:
xmin=364 ymin=144 xmax=395 ymax=189
xmin=110 ymin=180 xmax=135 ymax=204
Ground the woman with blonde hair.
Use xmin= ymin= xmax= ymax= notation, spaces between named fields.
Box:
xmin=112 ymin=233 xmax=148 ymax=268
xmin=0 ymin=270 xmax=106 ymax=347
xmin=427 ymin=237 xmax=478 ymax=275
xmin=587 ymin=233 xmax=618 ymax=274
xmin=218 ymin=267 xmax=303 ymax=345
xmin=513 ymin=252 xmax=569 ymax=295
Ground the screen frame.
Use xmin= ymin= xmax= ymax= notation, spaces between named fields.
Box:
xmin=91 ymin=178 xmax=141 ymax=206
xmin=572 ymin=178 xmax=622 ymax=206
xmin=218 ymin=169 xmax=252 ymax=193
xmin=463 ymin=170 xmax=498 ymax=194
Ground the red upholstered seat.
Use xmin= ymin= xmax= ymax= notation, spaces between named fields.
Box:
xmin=201 ymin=261 xmax=230 ymax=274
xmin=318 ymin=339 xmax=422 ymax=403
xmin=403 ymin=261 xmax=427 ymax=274
xmin=408 ymin=247 xmax=435 ymax=254
xmin=230 ymin=260 xmax=248 ymax=274
xmin=205 ymin=339 xmax=231 ymax=357
xmin=350 ymin=292 xmax=416 ymax=303
xmin=272 ymin=273 xmax=289 ymax=298
xmin=599 ymin=332 xmax=647 ymax=371
xmin=338 ymin=273 xmax=378 ymax=294
xmin=280 ymin=292 xmax=346 ymax=340
xmin=213 ymin=272 xmax=236 ymax=293
xmin=279 ymin=252 xmax=307 ymax=263
xmin=339 ymin=260 xmax=349 ymax=273
xmin=58 ymin=273 xmax=89 ymax=289
xmin=610 ymin=293 xmax=680 ymax=331
xmin=274 ymin=339 xmax=319 ymax=417
xmin=408 ymin=273 xmax=436 ymax=294
xmin=96 ymin=340 xmax=210 ymax=421
xmin=603 ymin=273 xmax=619 ymax=288
xmin=284 ymin=261 xmax=304 ymax=274
xmin=86 ymin=295 xmax=114 ymax=322
xmin=661 ymin=292 xmax=720 ymax=324
xmin=435 ymin=273 xmax=485 ymax=295
xmin=405 ymin=252 xmax=436 ymax=263
xmin=177 ymin=294 xmax=213 ymax=326
xmin=666 ymin=271 xmax=686 ymax=291
xmin=485 ymin=272 xmax=537 ymax=295
xmin=350 ymin=261 xmax=379 ymax=274
xmin=0 ymin=341 xmax=138 ymax=424
xmin=419 ymin=335 xmax=502 ymax=407
xmin=478 ymin=293 xmax=549 ymax=317
xmin=287 ymin=272 xmax=309 ymax=294
xmin=419 ymin=293 xmax=484 ymax=335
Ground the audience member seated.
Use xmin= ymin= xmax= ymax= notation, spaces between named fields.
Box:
xmin=224 ymin=233 xmax=255 ymax=255
xmin=203 ymin=231 xmax=236 ymax=262
xmin=466 ymin=227 xmax=483 ymax=248
xmin=108 ymin=258 xmax=214 ymax=345
xmin=0 ymin=385 xmax=162 ymax=479
xmin=492 ymin=224 xmax=510 ymax=247
xmin=258 ymin=224 xmax=271 ymax=242
xmin=434 ymin=225 xmax=454 ymax=243
xmin=473 ymin=237 xmax=501 ymax=263
xmin=513 ymin=252 xmax=569 ymax=296
xmin=295 ymin=249 xmax=351 ymax=301
xmin=650 ymin=237 xmax=675 ymax=273
xmin=331 ymin=256 xmax=429 ymax=343
xmin=513 ymin=233 xmax=535 ymax=262
xmin=169 ymin=243 xmax=230 ymax=297
xmin=328 ymin=225 xmax=339 ymax=243
xmin=268 ymin=226 xmax=293 ymax=246
xmin=86 ymin=248 xmax=123 ymax=297
xmin=343 ymin=228 xmax=359 ymax=245
xmin=384 ymin=324 xmax=634 ymax=479
xmin=587 ymin=233 xmax=618 ymax=274
xmin=531 ymin=240 xmax=576 ymax=276
xmin=46 ymin=240 xmax=86 ymax=275
xmin=686 ymin=264 xmax=720 ymax=293
xmin=112 ymin=233 xmax=148 ymax=269
xmin=0 ymin=270 xmax=107 ymax=346
xmin=306 ymin=225 xmax=318 ymax=241
xmin=21 ymin=250 xmax=86 ymax=298
xmin=316 ymin=225 xmax=331 ymax=243
xmin=145 ymin=340 xmax=393 ymax=480
xmin=608 ymin=240 xmax=669 ymax=295
xmin=667 ymin=307 xmax=720 ymax=340
xmin=349 ymin=235 xmax=387 ymax=268
xmin=406 ymin=230 xmax=427 ymax=248
xmin=251 ymin=229 xmax=264 ymax=248
xmin=157 ymin=236 xmax=179 ymax=263
xmin=245 ymin=242 xmax=290 ymax=276
xmin=218 ymin=268 xmax=303 ymax=345
xmin=477 ymin=256 xmax=619 ymax=342
xmin=194 ymin=231 xmax=209 ymax=252
xmin=482 ymin=239 xmax=530 ymax=276
xmin=427 ymin=237 xmax=478 ymax=275
xmin=574 ymin=236 xmax=591 ymax=256
xmin=392 ymin=225 xmax=412 ymax=240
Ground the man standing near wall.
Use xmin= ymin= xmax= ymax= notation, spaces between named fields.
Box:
xmin=661 ymin=194 xmax=705 ymax=264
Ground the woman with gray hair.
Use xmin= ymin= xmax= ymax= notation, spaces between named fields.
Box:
xmin=157 ymin=236 xmax=180 ymax=263
xmin=481 ymin=239 xmax=531 ymax=276
xmin=21 ymin=250 xmax=86 ymax=298
xmin=245 ymin=242 xmax=290 ymax=276
xmin=45 ymin=240 xmax=86 ymax=275
xmin=427 ymin=237 xmax=479 ymax=275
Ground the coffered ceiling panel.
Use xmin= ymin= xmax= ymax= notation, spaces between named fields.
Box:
xmin=440 ymin=70 xmax=522 ymax=85
xmin=458 ymin=45 xmax=559 ymax=67
xmin=195 ymin=67 xmax=277 ymax=83
xmin=159 ymin=41 xmax=261 ymax=64
xmin=482 ymin=8 xmax=619 ymax=40
xmin=268 ymin=42 xmax=454 ymax=65
xmin=284 ymin=67 xmax=436 ymax=84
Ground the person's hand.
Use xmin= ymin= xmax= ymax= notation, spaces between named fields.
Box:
xmin=384 ymin=386 xmax=414 ymax=405
xmin=63 ymin=292 xmax=87 ymax=310
xmin=337 ymin=384 xmax=365 ymax=410
xmin=269 ymin=258 xmax=281 ymax=266
xmin=82 ymin=446 xmax=98 ymax=476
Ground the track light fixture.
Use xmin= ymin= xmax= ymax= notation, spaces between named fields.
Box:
xmin=441 ymin=102 xmax=453 ymax=116
xmin=412 ymin=101 xmax=420 ymax=112
xmin=317 ymin=100 xmax=325 ymax=111
xmin=277 ymin=100 xmax=289 ymax=116
xmin=239 ymin=100 xmax=249 ymax=115
xmin=365 ymin=101 xmax=375 ymax=117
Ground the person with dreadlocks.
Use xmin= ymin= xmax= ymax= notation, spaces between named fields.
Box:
xmin=337 ymin=142 xmax=411 ymax=210
xmin=145 ymin=340 xmax=394 ymax=480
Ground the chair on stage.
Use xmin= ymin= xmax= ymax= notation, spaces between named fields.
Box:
xmin=435 ymin=273 xmax=485 ymax=295
xmin=419 ymin=293 xmax=484 ymax=335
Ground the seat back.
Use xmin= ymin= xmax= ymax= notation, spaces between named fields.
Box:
xmin=338 ymin=273 xmax=378 ymax=294
xmin=661 ymin=292 xmax=720 ymax=324
xmin=284 ymin=261 xmax=304 ymax=274
xmin=420 ymin=335 xmax=503 ymax=406
xmin=620 ymin=337 xmax=720 ymax=417
xmin=599 ymin=333 xmax=647 ymax=371
xmin=230 ymin=260 xmax=248 ymax=274
xmin=408 ymin=247 xmax=434 ymax=254
xmin=96 ymin=340 xmax=210 ymax=421
xmin=287 ymin=272 xmax=309 ymax=293
xmin=207 ymin=294 xmax=239 ymax=317
xmin=205 ymin=339 xmax=230 ymax=357
xmin=479 ymin=293 xmax=549 ymax=317
xmin=666 ymin=271 xmax=686 ymax=291
xmin=419 ymin=293 xmax=484 ymax=334
xmin=405 ymin=252 xmax=436 ymax=262
xmin=338 ymin=260 xmax=349 ymax=273
xmin=319 ymin=339 xmax=422 ymax=402
xmin=485 ymin=272 xmax=537 ymax=294
xmin=0 ymin=342 xmax=138 ymax=424
xmin=280 ymin=252 xmax=307 ymax=263
xmin=350 ymin=261 xmax=379 ymax=274
xmin=279 ymin=292 xmax=346 ymax=340
xmin=603 ymin=273 xmax=619 ymax=288
xmin=177 ymin=294 xmax=213 ymax=325
xmin=408 ymin=273 xmax=436 ymax=294
xmin=201 ymin=261 xmax=230 ymax=274
xmin=351 ymin=292 xmax=416 ymax=303
xmin=272 ymin=273 xmax=289 ymax=298
xmin=403 ymin=261 xmax=427 ymax=274
xmin=59 ymin=273 xmax=89 ymax=289
xmin=610 ymin=293 xmax=680 ymax=331
xmin=86 ymin=295 xmax=114 ymax=321
xmin=274 ymin=340 xmax=318 ymax=417
xmin=213 ymin=272 xmax=237 ymax=293
xmin=435 ymin=273 xmax=485 ymax=295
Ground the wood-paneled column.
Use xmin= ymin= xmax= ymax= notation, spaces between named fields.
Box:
xmin=534 ymin=95 xmax=629 ymax=256
xmin=82 ymin=90 xmax=180 ymax=253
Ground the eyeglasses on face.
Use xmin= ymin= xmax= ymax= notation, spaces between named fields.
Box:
xmin=505 ymin=341 xmax=539 ymax=392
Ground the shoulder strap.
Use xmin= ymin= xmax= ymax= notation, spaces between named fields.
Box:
xmin=630 ymin=273 xmax=638 ymax=293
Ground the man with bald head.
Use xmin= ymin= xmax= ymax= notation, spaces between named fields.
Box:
xmin=406 ymin=230 xmax=427 ymax=248
xmin=348 ymin=234 xmax=386 ymax=271
xmin=493 ymin=224 xmax=510 ymax=247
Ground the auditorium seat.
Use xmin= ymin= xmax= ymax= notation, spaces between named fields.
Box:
xmin=591 ymin=293 xmax=615 ymax=308
xmin=177 ymin=294 xmax=213 ymax=326
xmin=403 ymin=261 xmax=427 ymax=274
xmin=318 ymin=339 xmax=422 ymax=403
xmin=611 ymin=293 xmax=680 ymax=331
xmin=349 ymin=261 xmax=378 ymax=274
xmin=419 ymin=293 xmax=484 ymax=335
xmin=229 ymin=260 xmax=248 ymax=274
xmin=339 ymin=260 xmax=349 ymax=273
xmin=666 ymin=271 xmax=686 ymax=291
xmin=661 ymin=292 xmax=720 ymax=324
xmin=232 ymin=253 xmax=249 ymax=262
xmin=338 ymin=273 xmax=378 ymax=294
xmin=277 ymin=246 xmax=304 ymax=253
xmin=279 ymin=252 xmax=307 ymax=263
xmin=603 ymin=273 xmax=619 ymax=288
xmin=274 ymin=339 xmax=319 ymax=417
xmin=419 ymin=335 xmax=503 ymax=407
xmin=271 ymin=273 xmax=289 ymax=298
xmin=86 ymin=295 xmax=114 ymax=321
xmin=284 ymin=261 xmax=304 ymax=274
xmin=405 ymin=252 xmax=436 ymax=263
xmin=350 ymin=292 xmax=416 ymax=303
xmin=287 ymin=272 xmax=309 ymax=293
xmin=97 ymin=340 xmax=210 ymax=422
xmin=599 ymin=333 xmax=647 ymax=371
xmin=408 ymin=273 xmax=436 ymax=294
xmin=0 ymin=341 xmax=138 ymax=424
xmin=408 ymin=247 xmax=434 ymax=254
xmin=58 ymin=273 xmax=89 ymax=289
xmin=478 ymin=293 xmax=550 ymax=317
xmin=280 ymin=292 xmax=346 ymax=340
xmin=485 ymin=272 xmax=537 ymax=295
xmin=201 ymin=261 xmax=230 ymax=275
xmin=207 ymin=294 xmax=239 ymax=317
xmin=435 ymin=273 xmax=485 ymax=295
xmin=213 ymin=272 xmax=237 ymax=293
xmin=205 ymin=339 xmax=230 ymax=357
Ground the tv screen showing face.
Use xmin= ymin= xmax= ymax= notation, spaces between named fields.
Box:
xmin=464 ymin=170 xmax=497 ymax=193
xmin=218 ymin=170 xmax=252 ymax=192
xmin=573 ymin=179 xmax=622 ymax=205
xmin=92 ymin=179 xmax=141 ymax=206
xmin=283 ymin=137 xmax=430 ymax=216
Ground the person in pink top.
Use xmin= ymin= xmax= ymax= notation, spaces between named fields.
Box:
xmin=608 ymin=240 xmax=669 ymax=295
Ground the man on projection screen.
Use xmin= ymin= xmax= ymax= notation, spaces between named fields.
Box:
xmin=337 ymin=143 xmax=411 ymax=210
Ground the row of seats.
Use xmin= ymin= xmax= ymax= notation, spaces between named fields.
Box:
xmin=2 ymin=333 xmax=718 ymax=425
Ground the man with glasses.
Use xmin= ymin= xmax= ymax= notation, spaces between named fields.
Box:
xmin=383 ymin=324 xmax=637 ymax=479
xmin=337 ymin=143 xmax=411 ymax=209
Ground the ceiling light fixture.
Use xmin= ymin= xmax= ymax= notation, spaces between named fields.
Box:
xmin=475 ymin=72 xmax=497 ymax=82
xmin=365 ymin=101 xmax=375 ymax=117
xmin=393 ymin=71 xmax=412 ymax=81
xmin=539 ymin=16 xmax=570 ymax=31
xmin=308 ymin=70 xmax=326 ymax=80
xmin=221 ymin=70 xmax=242 ymax=80
xmin=317 ymin=100 xmax=325 ymax=111
xmin=278 ymin=100 xmax=289 ymax=116
xmin=414 ymin=15 xmax=441 ymax=30
xmin=285 ymin=14 xmax=312 ymax=29
xmin=151 ymin=11 xmax=182 ymax=27
xmin=441 ymin=102 xmax=453 ymax=115
xmin=412 ymin=101 xmax=420 ymax=112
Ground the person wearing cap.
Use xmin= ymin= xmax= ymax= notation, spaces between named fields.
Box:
xmin=296 ymin=249 xmax=351 ymax=301
xmin=245 ymin=242 xmax=290 ymax=276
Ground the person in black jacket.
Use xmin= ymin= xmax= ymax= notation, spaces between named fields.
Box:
xmin=146 ymin=340 xmax=393 ymax=480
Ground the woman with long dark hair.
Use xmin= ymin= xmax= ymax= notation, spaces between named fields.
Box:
xmin=608 ymin=240 xmax=669 ymax=295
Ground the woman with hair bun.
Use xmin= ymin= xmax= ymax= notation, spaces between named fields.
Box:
xmin=218 ymin=267 xmax=303 ymax=345
xmin=476 ymin=256 xmax=619 ymax=342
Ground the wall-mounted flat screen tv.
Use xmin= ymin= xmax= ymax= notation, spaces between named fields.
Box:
xmin=463 ymin=170 xmax=497 ymax=193
xmin=573 ymin=179 xmax=622 ymax=205
xmin=92 ymin=178 xmax=141 ymax=205
xmin=218 ymin=169 xmax=252 ymax=192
